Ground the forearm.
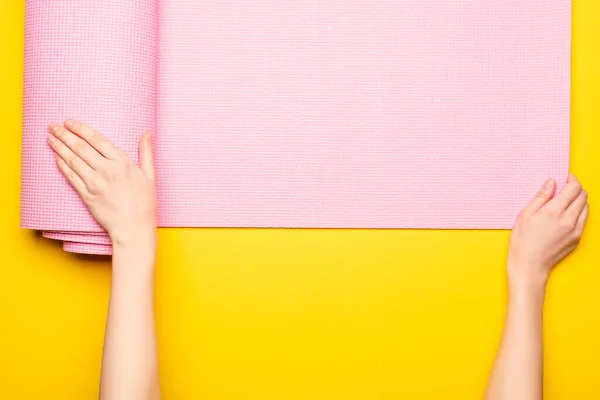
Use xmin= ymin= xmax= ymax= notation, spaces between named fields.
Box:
xmin=485 ymin=278 xmax=546 ymax=400
xmin=100 ymin=238 xmax=160 ymax=400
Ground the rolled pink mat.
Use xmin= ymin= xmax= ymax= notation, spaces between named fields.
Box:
xmin=63 ymin=242 xmax=113 ymax=256
xmin=43 ymin=232 xmax=112 ymax=245
xmin=22 ymin=0 xmax=572 ymax=254
xmin=22 ymin=0 xmax=157 ymax=254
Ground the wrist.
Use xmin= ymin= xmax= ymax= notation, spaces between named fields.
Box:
xmin=507 ymin=263 xmax=548 ymax=297
xmin=110 ymin=224 xmax=157 ymax=248
xmin=111 ymin=230 xmax=157 ymax=282
xmin=112 ymin=233 xmax=157 ymax=253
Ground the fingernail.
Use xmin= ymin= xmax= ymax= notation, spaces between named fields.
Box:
xmin=64 ymin=119 xmax=74 ymax=128
xmin=47 ymin=133 xmax=56 ymax=142
xmin=48 ymin=124 xmax=59 ymax=133
xmin=544 ymin=178 xmax=554 ymax=188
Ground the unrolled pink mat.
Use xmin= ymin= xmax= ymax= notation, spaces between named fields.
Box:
xmin=21 ymin=1 xmax=572 ymax=255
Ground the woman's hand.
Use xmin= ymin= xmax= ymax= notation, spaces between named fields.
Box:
xmin=486 ymin=176 xmax=589 ymax=400
xmin=47 ymin=120 xmax=157 ymax=248
xmin=508 ymin=175 xmax=589 ymax=289
xmin=49 ymin=120 xmax=161 ymax=398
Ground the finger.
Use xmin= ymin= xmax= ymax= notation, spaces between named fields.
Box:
xmin=575 ymin=203 xmax=590 ymax=236
xmin=49 ymin=123 xmax=105 ymax=169
xmin=565 ymin=190 xmax=588 ymax=221
xmin=522 ymin=178 xmax=556 ymax=216
xmin=139 ymin=131 xmax=155 ymax=181
xmin=48 ymin=131 xmax=96 ymax=184
xmin=548 ymin=175 xmax=583 ymax=212
xmin=55 ymin=156 xmax=89 ymax=197
xmin=567 ymin=173 xmax=575 ymax=183
xmin=64 ymin=119 xmax=126 ymax=161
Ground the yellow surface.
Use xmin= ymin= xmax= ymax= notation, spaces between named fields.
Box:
xmin=0 ymin=0 xmax=598 ymax=398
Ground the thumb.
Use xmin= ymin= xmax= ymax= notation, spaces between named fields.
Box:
xmin=523 ymin=178 xmax=556 ymax=215
xmin=139 ymin=131 xmax=155 ymax=181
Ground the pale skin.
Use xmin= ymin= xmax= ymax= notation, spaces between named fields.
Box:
xmin=47 ymin=121 xmax=589 ymax=400
xmin=47 ymin=120 xmax=160 ymax=400
xmin=485 ymin=175 xmax=589 ymax=400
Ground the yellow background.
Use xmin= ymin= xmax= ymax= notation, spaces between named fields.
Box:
xmin=0 ymin=0 xmax=598 ymax=398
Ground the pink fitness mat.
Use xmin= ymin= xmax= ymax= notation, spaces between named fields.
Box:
xmin=21 ymin=0 xmax=572 ymax=255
